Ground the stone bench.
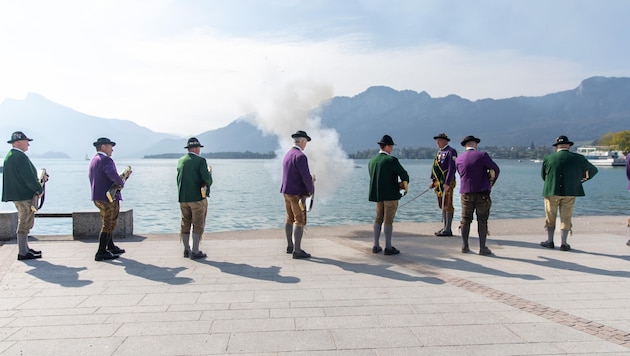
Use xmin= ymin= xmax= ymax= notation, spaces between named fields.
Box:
xmin=0 ymin=212 xmax=18 ymax=241
xmin=72 ymin=209 xmax=134 ymax=239
xmin=0 ymin=209 xmax=133 ymax=241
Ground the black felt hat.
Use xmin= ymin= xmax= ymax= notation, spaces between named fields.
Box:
xmin=7 ymin=131 xmax=33 ymax=143
xmin=433 ymin=133 xmax=450 ymax=141
xmin=291 ymin=130 xmax=311 ymax=141
xmin=93 ymin=137 xmax=116 ymax=147
xmin=378 ymin=135 xmax=395 ymax=145
xmin=460 ymin=135 xmax=481 ymax=146
xmin=552 ymin=135 xmax=574 ymax=147
xmin=185 ymin=137 xmax=204 ymax=148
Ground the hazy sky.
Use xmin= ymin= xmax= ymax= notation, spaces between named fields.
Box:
xmin=1 ymin=0 xmax=628 ymax=136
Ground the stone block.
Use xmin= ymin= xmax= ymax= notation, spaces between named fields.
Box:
xmin=0 ymin=212 xmax=18 ymax=241
xmin=72 ymin=209 xmax=133 ymax=239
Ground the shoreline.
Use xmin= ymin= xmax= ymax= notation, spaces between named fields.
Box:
xmin=12 ymin=215 xmax=630 ymax=242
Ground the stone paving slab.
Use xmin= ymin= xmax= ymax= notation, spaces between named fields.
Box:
xmin=0 ymin=216 xmax=629 ymax=355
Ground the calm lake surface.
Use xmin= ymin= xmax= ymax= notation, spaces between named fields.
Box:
xmin=1 ymin=158 xmax=628 ymax=235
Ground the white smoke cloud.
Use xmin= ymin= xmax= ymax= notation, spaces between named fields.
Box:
xmin=253 ymin=79 xmax=354 ymax=202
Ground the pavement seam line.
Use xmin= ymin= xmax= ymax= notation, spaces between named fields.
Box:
xmin=327 ymin=235 xmax=630 ymax=349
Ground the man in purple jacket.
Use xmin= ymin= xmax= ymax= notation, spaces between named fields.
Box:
xmin=280 ymin=130 xmax=315 ymax=259
xmin=626 ymin=152 xmax=630 ymax=247
xmin=89 ymin=137 xmax=126 ymax=261
xmin=430 ymin=133 xmax=458 ymax=236
xmin=455 ymin=135 xmax=500 ymax=255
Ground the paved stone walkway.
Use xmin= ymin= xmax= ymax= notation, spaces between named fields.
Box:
xmin=1 ymin=216 xmax=629 ymax=355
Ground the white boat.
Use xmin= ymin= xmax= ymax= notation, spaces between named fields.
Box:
xmin=576 ymin=146 xmax=626 ymax=166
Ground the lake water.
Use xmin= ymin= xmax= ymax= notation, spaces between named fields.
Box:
xmin=1 ymin=158 xmax=628 ymax=235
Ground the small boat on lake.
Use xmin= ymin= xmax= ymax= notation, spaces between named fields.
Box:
xmin=576 ymin=146 xmax=626 ymax=167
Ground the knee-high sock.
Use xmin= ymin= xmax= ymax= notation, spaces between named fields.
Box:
xmin=17 ymin=232 xmax=28 ymax=255
xmin=373 ymin=224 xmax=382 ymax=247
xmin=97 ymin=232 xmax=109 ymax=254
xmin=192 ymin=233 xmax=202 ymax=253
xmin=479 ymin=231 xmax=487 ymax=249
xmin=181 ymin=233 xmax=190 ymax=252
xmin=384 ymin=224 xmax=393 ymax=249
xmin=560 ymin=229 xmax=569 ymax=245
xmin=444 ymin=213 xmax=454 ymax=233
xmin=107 ymin=232 xmax=115 ymax=249
xmin=460 ymin=224 xmax=470 ymax=249
xmin=285 ymin=224 xmax=294 ymax=247
xmin=547 ymin=227 xmax=555 ymax=243
xmin=478 ymin=223 xmax=488 ymax=249
xmin=293 ymin=225 xmax=304 ymax=252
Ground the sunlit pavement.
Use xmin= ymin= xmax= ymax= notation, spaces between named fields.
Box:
xmin=1 ymin=216 xmax=629 ymax=355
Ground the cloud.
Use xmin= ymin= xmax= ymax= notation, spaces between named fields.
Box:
xmin=0 ymin=1 xmax=625 ymax=137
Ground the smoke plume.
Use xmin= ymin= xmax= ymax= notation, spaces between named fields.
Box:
xmin=252 ymin=79 xmax=354 ymax=202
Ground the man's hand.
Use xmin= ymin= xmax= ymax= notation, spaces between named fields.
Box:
xmin=400 ymin=181 xmax=409 ymax=196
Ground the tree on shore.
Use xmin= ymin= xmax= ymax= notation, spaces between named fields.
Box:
xmin=595 ymin=130 xmax=630 ymax=154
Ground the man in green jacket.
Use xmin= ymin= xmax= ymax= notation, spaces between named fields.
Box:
xmin=368 ymin=135 xmax=409 ymax=255
xmin=541 ymin=135 xmax=598 ymax=251
xmin=2 ymin=131 xmax=46 ymax=260
xmin=177 ymin=137 xmax=213 ymax=259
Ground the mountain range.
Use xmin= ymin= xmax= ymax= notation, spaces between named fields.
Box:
xmin=1 ymin=76 xmax=629 ymax=159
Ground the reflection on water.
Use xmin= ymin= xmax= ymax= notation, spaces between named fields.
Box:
xmin=1 ymin=158 xmax=628 ymax=235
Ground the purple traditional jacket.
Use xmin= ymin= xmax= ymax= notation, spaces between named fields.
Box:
xmin=280 ymin=146 xmax=314 ymax=196
xmin=89 ymin=152 xmax=125 ymax=201
xmin=455 ymin=148 xmax=500 ymax=194
xmin=626 ymin=154 xmax=630 ymax=190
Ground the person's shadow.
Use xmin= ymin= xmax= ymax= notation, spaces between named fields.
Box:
xmin=197 ymin=260 xmax=300 ymax=284
xmin=113 ymin=257 xmax=193 ymax=285
xmin=429 ymin=256 xmax=543 ymax=280
xmin=496 ymin=254 xmax=630 ymax=278
xmin=23 ymin=260 xmax=93 ymax=287
xmin=307 ymin=256 xmax=445 ymax=284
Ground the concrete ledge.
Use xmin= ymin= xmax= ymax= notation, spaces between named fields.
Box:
xmin=72 ymin=209 xmax=134 ymax=240
xmin=0 ymin=212 xmax=18 ymax=241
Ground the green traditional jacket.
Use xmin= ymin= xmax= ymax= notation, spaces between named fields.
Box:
xmin=541 ymin=149 xmax=598 ymax=197
xmin=176 ymin=153 xmax=213 ymax=203
xmin=368 ymin=152 xmax=409 ymax=202
xmin=2 ymin=149 xmax=42 ymax=202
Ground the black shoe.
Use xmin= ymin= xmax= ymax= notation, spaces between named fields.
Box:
xmin=479 ymin=247 xmax=492 ymax=256
xmin=560 ymin=244 xmax=571 ymax=251
xmin=18 ymin=252 xmax=42 ymax=260
xmin=372 ymin=246 xmax=383 ymax=253
xmin=108 ymin=246 xmax=126 ymax=255
xmin=461 ymin=246 xmax=470 ymax=253
xmin=29 ymin=248 xmax=42 ymax=255
xmin=435 ymin=231 xmax=453 ymax=237
xmin=183 ymin=250 xmax=190 ymax=258
xmin=540 ymin=241 xmax=555 ymax=249
xmin=384 ymin=247 xmax=400 ymax=255
xmin=286 ymin=245 xmax=294 ymax=254
xmin=95 ymin=251 xmax=119 ymax=261
xmin=627 ymin=240 xmax=630 ymax=247
xmin=292 ymin=250 xmax=311 ymax=259
xmin=190 ymin=251 xmax=207 ymax=260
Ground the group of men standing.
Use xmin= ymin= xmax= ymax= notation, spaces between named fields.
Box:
xmin=2 ymin=131 xmax=213 ymax=262
xmin=366 ymin=133 xmax=500 ymax=256
xmin=0 ymin=129 xmax=619 ymax=262
xmin=365 ymin=132 xmax=601 ymax=257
